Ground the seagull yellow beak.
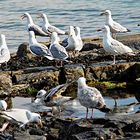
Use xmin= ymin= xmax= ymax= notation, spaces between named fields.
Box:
xmin=21 ymin=14 xmax=26 ymax=19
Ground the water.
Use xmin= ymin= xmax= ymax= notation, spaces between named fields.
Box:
xmin=0 ymin=0 xmax=140 ymax=53
xmin=12 ymin=95 xmax=140 ymax=118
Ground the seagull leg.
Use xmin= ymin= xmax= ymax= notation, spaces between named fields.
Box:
xmin=91 ymin=109 xmax=94 ymax=119
xmin=113 ymin=55 xmax=116 ymax=64
xmin=86 ymin=108 xmax=88 ymax=119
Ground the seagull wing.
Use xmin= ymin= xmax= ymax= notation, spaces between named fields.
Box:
xmin=80 ymin=86 xmax=105 ymax=108
xmin=48 ymin=26 xmax=65 ymax=35
xmin=50 ymin=44 xmax=68 ymax=60
xmin=110 ymin=38 xmax=133 ymax=54
xmin=29 ymin=24 xmax=50 ymax=36
xmin=112 ymin=21 xmax=128 ymax=32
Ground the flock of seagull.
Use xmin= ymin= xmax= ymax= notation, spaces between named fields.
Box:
xmin=0 ymin=9 xmax=139 ymax=131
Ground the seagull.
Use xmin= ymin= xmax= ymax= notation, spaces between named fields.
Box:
xmin=0 ymin=34 xmax=10 ymax=66
xmin=34 ymin=84 xmax=73 ymax=113
xmin=28 ymin=30 xmax=53 ymax=60
xmin=74 ymin=26 xmax=83 ymax=52
xmin=64 ymin=26 xmax=80 ymax=57
xmin=97 ymin=25 xmax=134 ymax=64
xmin=100 ymin=10 xmax=130 ymax=38
xmin=0 ymin=108 xmax=43 ymax=128
xmin=49 ymin=32 xmax=68 ymax=65
xmin=21 ymin=12 xmax=50 ymax=37
xmin=0 ymin=100 xmax=7 ymax=111
xmin=77 ymin=77 xmax=110 ymax=119
xmin=38 ymin=13 xmax=66 ymax=35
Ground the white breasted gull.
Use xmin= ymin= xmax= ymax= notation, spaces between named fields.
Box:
xmin=0 ymin=34 xmax=10 ymax=65
xmin=97 ymin=25 xmax=134 ymax=64
xmin=21 ymin=12 xmax=50 ymax=36
xmin=100 ymin=10 xmax=130 ymax=38
xmin=38 ymin=13 xmax=66 ymax=35
xmin=63 ymin=26 xmax=80 ymax=57
xmin=28 ymin=30 xmax=53 ymax=60
xmin=0 ymin=108 xmax=43 ymax=128
xmin=77 ymin=77 xmax=110 ymax=119
xmin=74 ymin=26 xmax=83 ymax=52
xmin=0 ymin=100 xmax=7 ymax=111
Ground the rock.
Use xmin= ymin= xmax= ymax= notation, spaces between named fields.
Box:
xmin=63 ymin=64 xmax=85 ymax=82
xmin=16 ymin=42 xmax=29 ymax=59
xmin=86 ymin=62 xmax=135 ymax=81
xmin=0 ymin=73 xmax=12 ymax=95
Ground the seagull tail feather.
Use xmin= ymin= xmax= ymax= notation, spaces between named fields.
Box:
xmin=99 ymin=105 xmax=111 ymax=113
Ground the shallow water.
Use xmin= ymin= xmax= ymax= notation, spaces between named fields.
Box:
xmin=0 ymin=0 xmax=140 ymax=52
xmin=12 ymin=95 xmax=140 ymax=118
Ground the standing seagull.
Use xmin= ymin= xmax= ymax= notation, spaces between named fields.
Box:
xmin=28 ymin=31 xmax=53 ymax=60
xmin=74 ymin=26 xmax=83 ymax=53
xmin=0 ymin=34 xmax=10 ymax=66
xmin=49 ymin=32 xmax=68 ymax=65
xmin=97 ymin=25 xmax=134 ymax=64
xmin=21 ymin=12 xmax=50 ymax=36
xmin=77 ymin=77 xmax=110 ymax=119
xmin=100 ymin=10 xmax=130 ymax=38
xmin=64 ymin=26 xmax=80 ymax=57
xmin=38 ymin=13 xmax=66 ymax=35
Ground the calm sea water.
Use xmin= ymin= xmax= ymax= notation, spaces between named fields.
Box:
xmin=0 ymin=0 xmax=140 ymax=52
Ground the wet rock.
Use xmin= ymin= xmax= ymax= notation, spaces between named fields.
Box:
xmin=86 ymin=62 xmax=135 ymax=81
xmin=14 ymin=132 xmax=46 ymax=140
xmin=0 ymin=73 xmax=12 ymax=95
xmin=29 ymin=128 xmax=45 ymax=135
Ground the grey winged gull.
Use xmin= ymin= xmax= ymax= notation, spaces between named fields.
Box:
xmin=38 ymin=13 xmax=66 ymax=35
xmin=0 ymin=34 xmax=10 ymax=66
xmin=77 ymin=77 xmax=110 ymax=119
xmin=97 ymin=25 xmax=134 ymax=64
xmin=49 ymin=32 xmax=68 ymax=64
xmin=28 ymin=30 xmax=53 ymax=60
xmin=0 ymin=108 xmax=43 ymax=129
xmin=21 ymin=12 xmax=50 ymax=37
xmin=100 ymin=10 xmax=130 ymax=38
xmin=0 ymin=100 xmax=7 ymax=111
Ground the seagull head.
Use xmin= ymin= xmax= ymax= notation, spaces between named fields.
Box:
xmin=29 ymin=30 xmax=35 ymax=38
xmin=26 ymin=111 xmax=43 ymax=128
xmin=0 ymin=100 xmax=7 ymax=111
xmin=77 ymin=77 xmax=87 ymax=88
xmin=1 ymin=34 xmax=5 ymax=41
xmin=36 ymin=89 xmax=47 ymax=98
xmin=97 ymin=25 xmax=110 ymax=33
xmin=69 ymin=26 xmax=75 ymax=36
xmin=51 ymin=32 xmax=59 ymax=44
xmin=21 ymin=12 xmax=31 ymax=19
xmin=100 ymin=10 xmax=111 ymax=16
xmin=37 ymin=13 xmax=49 ymax=24
xmin=74 ymin=26 xmax=80 ymax=36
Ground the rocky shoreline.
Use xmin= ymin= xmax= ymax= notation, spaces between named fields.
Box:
xmin=0 ymin=33 xmax=140 ymax=139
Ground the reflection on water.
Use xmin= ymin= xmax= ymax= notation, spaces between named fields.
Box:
xmin=11 ymin=92 xmax=140 ymax=118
